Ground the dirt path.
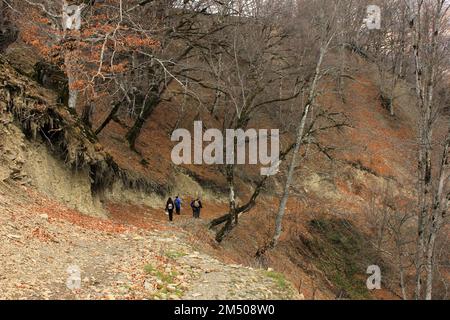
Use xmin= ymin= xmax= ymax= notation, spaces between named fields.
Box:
xmin=179 ymin=252 xmax=296 ymax=300
xmin=0 ymin=182 xmax=299 ymax=300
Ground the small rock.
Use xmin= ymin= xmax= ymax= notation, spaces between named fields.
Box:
xmin=6 ymin=234 xmax=21 ymax=240
xmin=167 ymin=285 xmax=177 ymax=292
xmin=39 ymin=214 xmax=49 ymax=220
xmin=180 ymin=283 xmax=189 ymax=290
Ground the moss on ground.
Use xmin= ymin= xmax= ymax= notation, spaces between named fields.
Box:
xmin=144 ymin=264 xmax=184 ymax=299
xmin=165 ymin=250 xmax=187 ymax=259
xmin=301 ymin=218 xmax=383 ymax=300
xmin=266 ymin=270 xmax=288 ymax=290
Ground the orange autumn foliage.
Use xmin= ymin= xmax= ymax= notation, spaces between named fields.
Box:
xmin=14 ymin=2 xmax=159 ymax=101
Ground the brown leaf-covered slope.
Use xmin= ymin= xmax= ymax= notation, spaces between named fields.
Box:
xmin=0 ymin=45 xmax=428 ymax=300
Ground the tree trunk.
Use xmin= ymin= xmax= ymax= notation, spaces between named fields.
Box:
xmin=411 ymin=3 xmax=427 ymax=299
xmin=126 ymin=94 xmax=159 ymax=150
xmin=393 ymin=230 xmax=408 ymax=300
xmin=210 ymin=176 xmax=269 ymax=229
xmin=81 ymin=102 xmax=93 ymax=129
xmin=410 ymin=0 xmax=447 ymax=299
xmin=424 ymin=128 xmax=450 ymax=300
xmin=215 ymin=218 xmax=233 ymax=243
xmin=215 ymin=165 xmax=237 ymax=243
xmin=210 ymin=142 xmax=297 ymax=239
xmin=389 ymin=96 xmax=395 ymax=117
xmin=62 ymin=2 xmax=82 ymax=112
xmin=270 ymin=44 xmax=328 ymax=249
xmin=399 ymin=253 xmax=408 ymax=300
xmin=95 ymin=102 xmax=121 ymax=135
xmin=271 ymin=105 xmax=309 ymax=247
xmin=211 ymin=139 xmax=298 ymax=242
xmin=210 ymin=54 xmax=222 ymax=116
xmin=64 ymin=53 xmax=78 ymax=111
xmin=226 ymin=165 xmax=238 ymax=224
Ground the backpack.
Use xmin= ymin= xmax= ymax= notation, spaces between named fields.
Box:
xmin=168 ymin=203 xmax=173 ymax=210
xmin=193 ymin=200 xmax=200 ymax=208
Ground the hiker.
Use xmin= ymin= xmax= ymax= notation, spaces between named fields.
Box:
xmin=174 ymin=196 xmax=182 ymax=215
xmin=190 ymin=198 xmax=203 ymax=219
xmin=165 ymin=197 xmax=175 ymax=222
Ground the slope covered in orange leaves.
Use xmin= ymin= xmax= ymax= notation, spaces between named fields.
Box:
xmin=78 ymin=51 xmax=424 ymax=299
xmin=2 ymin=42 xmax=440 ymax=300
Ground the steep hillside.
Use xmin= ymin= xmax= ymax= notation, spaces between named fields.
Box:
xmin=86 ymin=52 xmax=422 ymax=299
xmin=0 ymin=54 xmax=299 ymax=300
xmin=1 ymin=40 xmax=425 ymax=300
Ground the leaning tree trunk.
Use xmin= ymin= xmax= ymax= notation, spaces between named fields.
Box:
xmin=212 ymin=142 xmax=297 ymax=243
xmin=126 ymin=94 xmax=160 ymax=150
xmin=95 ymin=102 xmax=121 ymax=135
xmin=271 ymin=104 xmax=310 ymax=247
xmin=270 ymin=44 xmax=329 ymax=249
xmin=210 ymin=175 xmax=269 ymax=229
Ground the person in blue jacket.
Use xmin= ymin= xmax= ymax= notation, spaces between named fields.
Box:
xmin=174 ymin=196 xmax=182 ymax=215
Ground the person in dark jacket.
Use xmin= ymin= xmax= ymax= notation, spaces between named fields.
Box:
xmin=190 ymin=198 xmax=203 ymax=219
xmin=165 ymin=197 xmax=175 ymax=222
xmin=174 ymin=196 xmax=182 ymax=215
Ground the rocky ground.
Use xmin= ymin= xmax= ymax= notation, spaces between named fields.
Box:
xmin=0 ymin=181 xmax=299 ymax=300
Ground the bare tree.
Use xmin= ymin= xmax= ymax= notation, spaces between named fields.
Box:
xmin=199 ymin=0 xmax=305 ymax=242
xmin=407 ymin=0 xmax=450 ymax=300
xmin=270 ymin=0 xmax=341 ymax=250
xmin=207 ymin=0 xmax=349 ymax=243
xmin=366 ymin=183 xmax=416 ymax=300
xmin=371 ymin=0 xmax=410 ymax=116
xmin=123 ymin=0 xmax=237 ymax=150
